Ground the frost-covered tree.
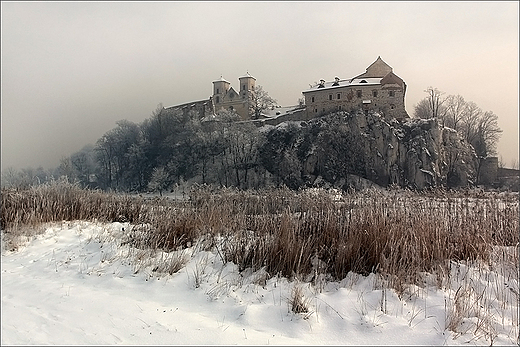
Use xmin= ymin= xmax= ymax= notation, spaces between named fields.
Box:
xmin=147 ymin=167 xmax=169 ymax=196
xmin=413 ymin=98 xmax=432 ymax=119
xmin=414 ymin=88 xmax=502 ymax=159
xmin=444 ymin=94 xmax=466 ymax=131
xmin=414 ymin=87 xmax=447 ymax=122
xmin=248 ymin=85 xmax=278 ymax=119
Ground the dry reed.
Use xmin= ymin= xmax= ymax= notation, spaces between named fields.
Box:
xmin=2 ymin=182 xmax=518 ymax=294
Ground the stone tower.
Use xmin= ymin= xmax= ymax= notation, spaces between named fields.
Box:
xmin=211 ymin=73 xmax=257 ymax=120
xmin=239 ymin=72 xmax=256 ymax=99
xmin=212 ymin=76 xmax=231 ymax=105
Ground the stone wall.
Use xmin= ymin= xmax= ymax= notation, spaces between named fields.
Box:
xmin=164 ymin=99 xmax=213 ymax=118
xmin=303 ymin=85 xmax=406 ymax=120
xmin=478 ymin=157 xmax=498 ymax=186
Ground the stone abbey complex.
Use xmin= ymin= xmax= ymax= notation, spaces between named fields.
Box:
xmin=164 ymin=57 xmax=409 ymax=122
xmin=302 ymin=56 xmax=408 ymax=121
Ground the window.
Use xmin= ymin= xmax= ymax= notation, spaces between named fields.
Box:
xmin=357 ymin=90 xmax=362 ymax=98
xmin=372 ymin=90 xmax=378 ymax=97
xmin=329 ymin=94 xmax=333 ymax=100
xmin=242 ymin=85 xmax=246 ymax=90
xmin=216 ymin=88 xmax=219 ymax=94
xmin=311 ymin=96 xmax=315 ymax=103
xmin=337 ymin=93 xmax=341 ymax=99
xmin=314 ymin=108 xmax=318 ymax=113
xmin=360 ymin=80 xmax=367 ymax=83
xmin=390 ymin=104 xmax=395 ymax=109
xmin=216 ymin=96 xmax=220 ymax=103
xmin=389 ymin=90 xmax=395 ymax=97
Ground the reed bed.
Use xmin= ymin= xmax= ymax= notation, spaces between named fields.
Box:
xmin=2 ymin=182 xmax=518 ymax=293
xmin=1 ymin=180 xmax=144 ymax=231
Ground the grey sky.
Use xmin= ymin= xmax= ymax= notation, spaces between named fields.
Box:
xmin=2 ymin=1 xmax=518 ymax=170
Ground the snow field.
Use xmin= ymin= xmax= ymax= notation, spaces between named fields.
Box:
xmin=2 ymin=221 xmax=518 ymax=345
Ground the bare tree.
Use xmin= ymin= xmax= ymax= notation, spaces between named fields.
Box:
xmin=474 ymin=111 xmax=502 ymax=157
xmin=415 ymin=87 xmax=503 ymax=166
xmin=1 ymin=167 xmax=28 ymax=189
xmin=248 ymin=85 xmax=278 ymax=119
xmin=147 ymin=166 xmax=169 ymax=196
xmin=413 ymin=98 xmax=432 ymax=119
xmin=461 ymin=101 xmax=483 ymax=148
xmin=444 ymin=94 xmax=466 ymax=131
xmin=413 ymin=87 xmax=447 ymax=122
xmin=95 ymin=120 xmax=140 ymax=190
xmin=425 ymin=86 xmax=447 ymax=122
xmin=58 ymin=157 xmax=78 ymax=183
xmin=70 ymin=144 xmax=97 ymax=187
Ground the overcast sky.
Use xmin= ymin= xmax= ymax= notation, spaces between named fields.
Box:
xmin=2 ymin=1 xmax=518 ymax=171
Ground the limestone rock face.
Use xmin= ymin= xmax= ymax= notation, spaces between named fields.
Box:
xmin=261 ymin=111 xmax=478 ymax=190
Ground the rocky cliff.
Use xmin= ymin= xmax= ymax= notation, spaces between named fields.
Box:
xmin=260 ymin=111 xmax=478 ymax=190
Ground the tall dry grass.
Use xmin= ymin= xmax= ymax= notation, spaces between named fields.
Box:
xmin=2 ymin=182 xmax=518 ymax=293
xmin=1 ymin=180 xmax=143 ymax=231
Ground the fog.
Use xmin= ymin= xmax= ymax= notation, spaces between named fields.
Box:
xmin=2 ymin=1 xmax=518 ymax=171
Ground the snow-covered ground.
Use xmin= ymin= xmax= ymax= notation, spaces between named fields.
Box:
xmin=2 ymin=221 xmax=518 ymax=345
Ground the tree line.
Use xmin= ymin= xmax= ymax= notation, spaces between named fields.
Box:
xmin=414 ymin=87 xmax=502 ymax=160
xmin=2 ymin=86 xmax=506 ymax=192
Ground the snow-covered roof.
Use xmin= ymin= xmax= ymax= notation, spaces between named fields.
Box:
xmin=263 ymin=105 xmax=303 ymax=118
xmin=239 ymin=71 xmax=256 ymax=80
xmin=302 ymin=77 xmax=381 ymax=93
xmin=213 ymin=76 xmax=230 ymax=84
xmin=349 ymin=77 xmax=381 ymax=86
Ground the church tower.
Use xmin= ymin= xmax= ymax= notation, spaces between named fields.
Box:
xmin=238 ymin=72 xmax=256 ymax=100
xmin=212 ymin=76 xmax=231 ymax=105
